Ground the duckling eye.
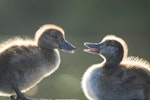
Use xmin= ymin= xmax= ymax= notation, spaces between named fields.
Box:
xmin=51 ymin=34 xmax=58 ymax=39
xmin=106 ymin=40 xmax=122 ymax=49
xmin=45 ymin=29 xmax=59 ymax=39
xmin=106 ymin=40 xmax=116 ymax=46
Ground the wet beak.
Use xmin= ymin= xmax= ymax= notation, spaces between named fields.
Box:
xmin=59 ymin=39 xmax=76 ymax=53
xmin=84 ymin=42 xmax=101 ymax=54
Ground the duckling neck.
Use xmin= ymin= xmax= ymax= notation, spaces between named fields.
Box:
xmin=39 ymin=47 xmax=57 ymax=61
xmin=102 ymin=54 xmax=123 ymax=68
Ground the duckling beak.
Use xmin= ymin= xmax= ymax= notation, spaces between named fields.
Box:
xmin=84 ymin=42 xmax=100 ymax=54
xmin=59 ymin=39 xmax=76 ymax=53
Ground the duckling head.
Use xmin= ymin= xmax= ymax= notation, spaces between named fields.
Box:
xmin=35 ymin=24 xmax=76 ymax=53
xmin=84 ymin=35 xmax=128 ymax=65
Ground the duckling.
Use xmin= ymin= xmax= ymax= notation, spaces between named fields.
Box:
xmin=0 ymin=24 xmax=76 ymax=100
xmin=82 ymin=35 xmax=150 ymax=100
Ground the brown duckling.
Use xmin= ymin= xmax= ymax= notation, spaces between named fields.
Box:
xmin=82 ymin=35 xmax=150 ymax=100
xmin=0 ymin=24 xmax=76 ymax=100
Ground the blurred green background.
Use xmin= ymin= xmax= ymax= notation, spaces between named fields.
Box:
xmin=0 ymin=0 xmax=150 ymax=100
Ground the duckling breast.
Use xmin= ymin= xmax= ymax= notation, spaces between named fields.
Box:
xmin=82 ymin=63 xmax=105 ymax=100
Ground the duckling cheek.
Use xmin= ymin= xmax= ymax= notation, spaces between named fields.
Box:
xmin=50 ymin=42 xmax=59 ymax=49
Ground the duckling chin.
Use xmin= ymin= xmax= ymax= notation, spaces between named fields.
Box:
xmin=82 ymin=35 xmax=150 ymax=100
xmin=0 ymin=24 xmax=76 ymax=100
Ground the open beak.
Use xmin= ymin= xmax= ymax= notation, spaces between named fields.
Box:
xmin=84 ymin=42 xmax=100 ymax=54
xmin=59 ymin=39 xmax=76 ymax=53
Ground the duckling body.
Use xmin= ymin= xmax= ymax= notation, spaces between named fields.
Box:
xmin=0 ymin=39 xmax=59 ymax=96
xmin=0 ymin=24 xmax=75 ymax=99
xmin=82 ymin=35 xmax=150 ymax=100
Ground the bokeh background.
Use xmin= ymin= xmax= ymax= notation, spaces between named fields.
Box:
xmin=0 ymin=0 xmax=150 ymax=100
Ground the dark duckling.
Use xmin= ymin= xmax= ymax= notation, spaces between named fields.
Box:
xmin=82 ymin=35 xmax=150 ymax=100
xmin=0 ymin=24 xmax=76 ymax=100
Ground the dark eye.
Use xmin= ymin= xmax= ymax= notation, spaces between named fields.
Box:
xmin=51 ymin=34 xmax=58 ymax=39
xmin=104 ymin=40 xmax=112 ymax=46
xmin=45 ymin=29 xmax=62 ymax=39
xmin=107 ymin=40 xmax=121 ymax=48
xmin=50 ymin=34 xmax=55 ymax=38
xmin=49 ymin=30 xmax=59 ymax=39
